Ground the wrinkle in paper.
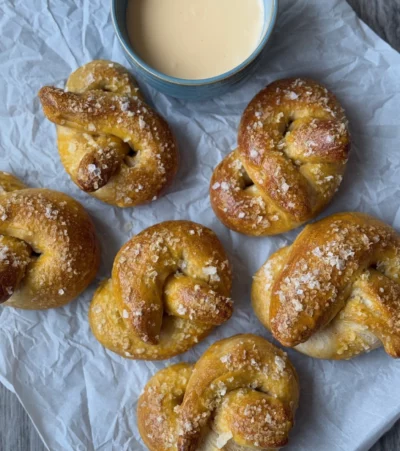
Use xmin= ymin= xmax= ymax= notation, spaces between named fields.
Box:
xmin=1 ymin=1 xmax=400 ymax=450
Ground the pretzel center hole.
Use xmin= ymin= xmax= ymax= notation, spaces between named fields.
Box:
xmin=243 ymin=170 xmax=255 ymax=189
xmin=283 ymin=118 xmax=295 ymax=138
xmin=123 ymin=147 xmax=138 ymax=167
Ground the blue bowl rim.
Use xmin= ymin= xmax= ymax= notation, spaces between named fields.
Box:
xmin=111 ymin=0 xmax=279 ymax=87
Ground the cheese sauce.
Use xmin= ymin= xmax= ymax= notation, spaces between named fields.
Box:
xmin=126 ymin=0 xmax=269 ymax=80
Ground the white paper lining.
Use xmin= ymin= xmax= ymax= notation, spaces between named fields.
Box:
xmin=1 ymin=1 xmax=400 ymax=450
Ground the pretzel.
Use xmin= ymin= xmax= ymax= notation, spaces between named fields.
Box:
xmin=210 ymin=78 xmax=350 ymax=236
xmin=138 ymin=334 xmax=299 ymax=451
xmin=0 ymin=172 xmax=99 ymax=309
xmin=38 ymin=60 xmax=178 ymax=207
xmin=252 ymin=212 xmax=400 ymax=360
xmin=89 ymin=220 xmax=232 ymax=359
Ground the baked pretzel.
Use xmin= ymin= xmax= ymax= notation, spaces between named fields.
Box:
xmin=89 ymin=220 xmax=232 ymax=359
xmin=252 ymin=212 xmax=400 ymax=360
xmin=210 ymin=78 xmax=350 ymax=236
xmin=138 ymin=334 xmax=299 ymax=451
xmin=39 ymin=60 xmax=178 ymax=207
xmin=0 ymin=172 xmax=99 ymax=309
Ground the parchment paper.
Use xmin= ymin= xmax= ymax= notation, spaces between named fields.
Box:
xmin=1 ymin=1 xmax=400 ymax=450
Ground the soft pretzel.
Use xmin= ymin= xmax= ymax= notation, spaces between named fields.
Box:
xmin=138 ymin=334 xmax=299 ymax=451
xmin=252 ymin=212 xmax=400 ymax=359
xmin=210 ymin=78 xmax=350 ymax=236
xmin=89 ymin=220 xmax=232 ymax=359
xmin=39 ymin=60 xmax=178 ymax=207
xmin=0 ymin=172 xmax=99 ymax=309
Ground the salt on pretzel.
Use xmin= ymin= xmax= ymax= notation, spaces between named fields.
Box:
xmin=89 ymin=220 xmax=232 ymax=359
xmin=39 ymin=60 xmax=178 ymax=207
xmin=211 ymin=78 xmax=350 ymax=236
xmin=0 ymin=172 xmax=99 ymax=309
xmin=252 ymin=212 xmax=400 ymax=359
xmin=138 ymin=334 xmax=299 ymax=450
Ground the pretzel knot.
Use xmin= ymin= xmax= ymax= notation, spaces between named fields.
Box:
xmin=252 ymin=213 xmax=400 ymax=360
xmin=39 ymin=60 xmax=178 ymax=207
xmin=89 ymin=220 xmax=233 ymax=360
xmin=0 ymin=172 xmax=99 ymax=310
xmin=138 ymin=334 xmax=299 ymax=451
xmin=210 ymin=78 xmax=350 ymax=236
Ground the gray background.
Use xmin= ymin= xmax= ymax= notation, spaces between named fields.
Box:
xmin=1 ymin=0 xmax=399 ymax=449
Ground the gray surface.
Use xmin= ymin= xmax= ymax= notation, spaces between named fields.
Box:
xmin=1 ymin=1 xmax=399 ymax=450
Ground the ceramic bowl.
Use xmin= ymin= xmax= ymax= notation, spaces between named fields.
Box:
xmin=111 ymin=0 xmax=278 ymax=100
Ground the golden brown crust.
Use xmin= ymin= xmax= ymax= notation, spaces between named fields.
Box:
xmin=137 ymin=334 xmax=299 ymax=451
xmin=0 ymin=172 xmax=100 ymax=309
xmin=252 ymin=212 xmax=400 ymax=359
xmin=89 ymin=220 xmax=233 ymax=360
xmin=39 ymin=60 xmax=178 ymax=207
xmin=210 ymin=78 xmax=350 ymax=236
xmin=138 ymin=363 xmax=194 ymax=451
xmin=0 ymin=236 xmax=31 ymax=304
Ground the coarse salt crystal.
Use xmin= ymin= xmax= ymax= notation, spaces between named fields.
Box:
xmin=87 ymin=164 xmax=97 ymax=173
xmin=287 ymin=91 xmax=298 ymax=100
xmin=139 ymin=117 xmax=146 ymax=129
xmin=312 ymin=247 xmax=323 ymax=257
xmin=281 ymin=182 xmax=290 ymax=193
xmin=121 ymin=101 xmax=130 ymax=111
xmin=275 ymin=355 xmax=286 ymax=372
xmin=250 ymin=149 xmax=259 ymax=158
xmin=292 ymin=299 xmax=303 ymax=312
xmin=203 ymin=266 xmax=217 ymax=276
xmin=177 ymin=304 xmax=187 ymax=315
xmin=220 ymin=354 xmax=230 ymax=364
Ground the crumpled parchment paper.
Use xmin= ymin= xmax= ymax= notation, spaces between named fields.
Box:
xmin=1 ymin=1 xmax=400 ymax=450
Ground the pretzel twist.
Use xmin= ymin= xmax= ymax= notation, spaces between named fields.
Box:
xmin=0 ymin=172 xmax=99 ymax=309
xmin=138 ymin=334 xmax=299 ymax=451
xmin=89 ymin=221 xmax=232 ymax=360
xmin=210 ymin=78 xmax=350 ymax=236
xmin=39 ymin=60 xmax=178 ymax=207
xmin=252 ymin=212 xmax=400 ymax=359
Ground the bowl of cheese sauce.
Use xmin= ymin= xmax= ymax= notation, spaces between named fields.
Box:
xmin=112 ymin=0 xmax=277 ymax=99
